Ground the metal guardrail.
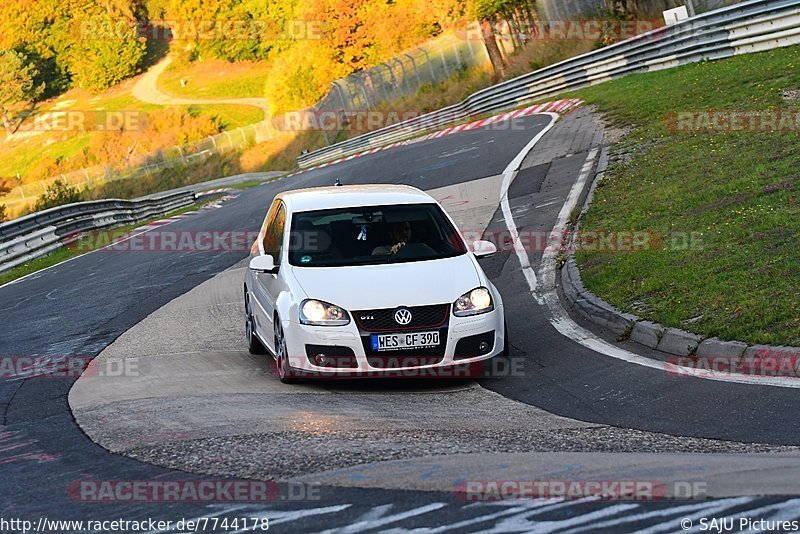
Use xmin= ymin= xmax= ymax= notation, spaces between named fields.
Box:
xmin=0 ymin=191 xmax=195 ymax=275
xmin=297 ymin=0 xmax=800 ymax=168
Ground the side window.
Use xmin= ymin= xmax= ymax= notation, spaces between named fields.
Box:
xmin=263 ymin=202 xmax=287 ymax=263
xmin=255 ymin=201 xmax=277 ymax=254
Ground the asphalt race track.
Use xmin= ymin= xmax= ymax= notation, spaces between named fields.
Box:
xmin=3 ymin=110 xmax=800 ymax=532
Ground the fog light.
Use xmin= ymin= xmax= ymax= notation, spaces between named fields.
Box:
xmin=314 ymin=354 xmax=329 ymax=366
xmin=478 ymin=341 xmax=490 ymax=353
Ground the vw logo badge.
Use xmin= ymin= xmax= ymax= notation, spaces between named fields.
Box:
xmin=394 ymin=308 xmax=413 ymax=325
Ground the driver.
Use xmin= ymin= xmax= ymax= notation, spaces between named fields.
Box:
xmin=372 ymin=221 xmax=412 ymax=256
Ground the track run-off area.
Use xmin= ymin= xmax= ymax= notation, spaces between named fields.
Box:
xmin=3 ymin=108 xmax=800 ymax=532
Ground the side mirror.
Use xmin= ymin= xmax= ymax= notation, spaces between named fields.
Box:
xmin=249 ymin=254 xmax=277 ymax=274
xmin=472 ymin=240 xmax=497 ymax=259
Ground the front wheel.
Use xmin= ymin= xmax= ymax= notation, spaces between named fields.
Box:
xmin=274 ymin=319 xmax=299 ymax=384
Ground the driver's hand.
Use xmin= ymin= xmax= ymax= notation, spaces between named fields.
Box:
xmin=390 ymin=242 xmax=406 ymax=255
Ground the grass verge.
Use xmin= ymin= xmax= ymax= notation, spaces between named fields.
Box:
xmin=571 ymin=45 xmax=800 ymax=346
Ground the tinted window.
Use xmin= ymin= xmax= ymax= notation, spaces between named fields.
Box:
xmin=288 ymin=204 xmax=466 ymax=267
xmin=263 ymin=202 xmax=286 ymax=261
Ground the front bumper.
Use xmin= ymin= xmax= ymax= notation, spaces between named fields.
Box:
xmin=282 ymin=305 xmax=505 ymax=378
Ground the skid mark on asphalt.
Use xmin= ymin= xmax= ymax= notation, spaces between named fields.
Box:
xmin=0 ymin=426 xmax=59 ymax=465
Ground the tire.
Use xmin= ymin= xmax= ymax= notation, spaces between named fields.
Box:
xmin=274 ymin=318 xmax=299 ymax=384
xmin=245 ymin=291 xmax=267 ymax=355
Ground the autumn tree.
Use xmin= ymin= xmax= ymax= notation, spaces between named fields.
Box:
xmin=0 ymin=50 xmax=43 ymax=135
xmin=0 ymin=1 xmax=148 ymax=95
xmin=0 ymin=178 xmax=9 ymax=222
xmin=68 ymin=13 xmax=147 ymax=90
xmin=474 ymin=0 xmax=513 ymax=77
xmin=164 ymin=0 xmax=272 ymax=61
xmin=474 ymin=0 xmax=536 ymax=77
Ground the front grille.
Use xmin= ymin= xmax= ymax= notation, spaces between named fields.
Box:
xmin=361 ymin=327 xmax=448 ymax=368
xmin=354 ymin=304 xmax=450 ymax=332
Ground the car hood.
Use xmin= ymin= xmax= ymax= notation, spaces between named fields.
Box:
xmin=290 ymin=254 xmax=481 ymax=310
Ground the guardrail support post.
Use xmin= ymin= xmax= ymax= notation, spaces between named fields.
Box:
xmin=383 ymin=62 xmax=399 ymax=95
xmin=355 ymin=77 xmax=372 ymax=111
xmin=452 ymin=42 xmax=462 ymax=68
xmin=392 ymin=58 xmax=408 ymax=91
xmin=417 ymin=48 xmax=435 ymax=82
xmin=404 ymin=53 xmax=422 ymax=88
xmin=332 ymin=81 xmax=350 ymax=112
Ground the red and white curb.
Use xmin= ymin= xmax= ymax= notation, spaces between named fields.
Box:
xmin=196 ymin=188 xmax=234 ymax=197
xmin=135 ymin=213 xmax=193 ymax=233
xmin=134 ymin=193 xmax=237 ymax=232
xmin=200 ymin=194 xmax=237 ymax=210
xmin=194 ymin=187 xmax=235 ymax=199
xmin=288 ymin=99 xmax=582 ymax=177
xmin=416 ymin=98 xmax=582 ymax=142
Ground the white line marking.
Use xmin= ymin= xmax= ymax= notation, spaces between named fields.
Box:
xmin=486 ymin=501 xmax=636 ymax=533
xmin=682 ymin=498 xmax=800 ymax=533
xmin=319 ymin=503 xmax=446 ymax=534
xmin=569 ymin=497 xmax=753 ymax=533
xmin=500 ymin=116 xmax=800 ymax=389
xmin=631 ymin=497 xmax=772 ymax=534
xmin=402 ymin=503 xmax=546 ymax=533
xmin=235 ymin=504 xmax=351 ymax=531
xmin=144 ymin=506 xmax=249 ymax=534
xmin=499 ymin=112 xmax=560 ymax=303
xmin=539 ymin=147 xmax=598 ymax=292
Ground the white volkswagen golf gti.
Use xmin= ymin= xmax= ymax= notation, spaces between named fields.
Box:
xmin=244 ymin=184 xmax=506 ymax=383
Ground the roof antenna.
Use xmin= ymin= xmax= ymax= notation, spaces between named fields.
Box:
xmin=334 ymin=179 xmax=342 ymax=187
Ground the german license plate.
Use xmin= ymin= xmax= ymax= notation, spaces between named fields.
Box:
xmin=371 ymin=331 xmax=440 ymax=351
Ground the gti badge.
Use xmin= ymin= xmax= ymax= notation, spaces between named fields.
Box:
xmin=394 ymin=308 xmax=412 ymax=325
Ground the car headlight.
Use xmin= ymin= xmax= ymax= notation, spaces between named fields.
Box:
xmin=453 ymin=287 xmax=494 ymax=317
xmin=300 ymin=299 xmax=350 ymax=326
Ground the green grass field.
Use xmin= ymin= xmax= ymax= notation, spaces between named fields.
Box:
xmin=158 ymin=60 xmax=273 ymax=99
xmin=571 ymin=45 xmax=800 ymax=346
xmin=190 ymin=104 xmax=265 ymax=129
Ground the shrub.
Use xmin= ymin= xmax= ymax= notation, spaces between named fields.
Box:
xmin=34 ymin=179 xmax=82 ymax=211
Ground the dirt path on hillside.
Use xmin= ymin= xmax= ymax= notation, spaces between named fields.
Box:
xmin=132 ymin=57 xmax=268 ymax=115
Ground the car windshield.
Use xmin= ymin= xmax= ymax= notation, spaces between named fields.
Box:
xmin=288 ymin=203 xmax=467 ymax=267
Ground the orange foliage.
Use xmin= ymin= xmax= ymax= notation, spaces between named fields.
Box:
xmin=24 ymin=107 xmax=221 ymax=182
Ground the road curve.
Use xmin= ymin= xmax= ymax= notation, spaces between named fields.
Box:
xmin=4 ymin=110 xmax=800 ymax=531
